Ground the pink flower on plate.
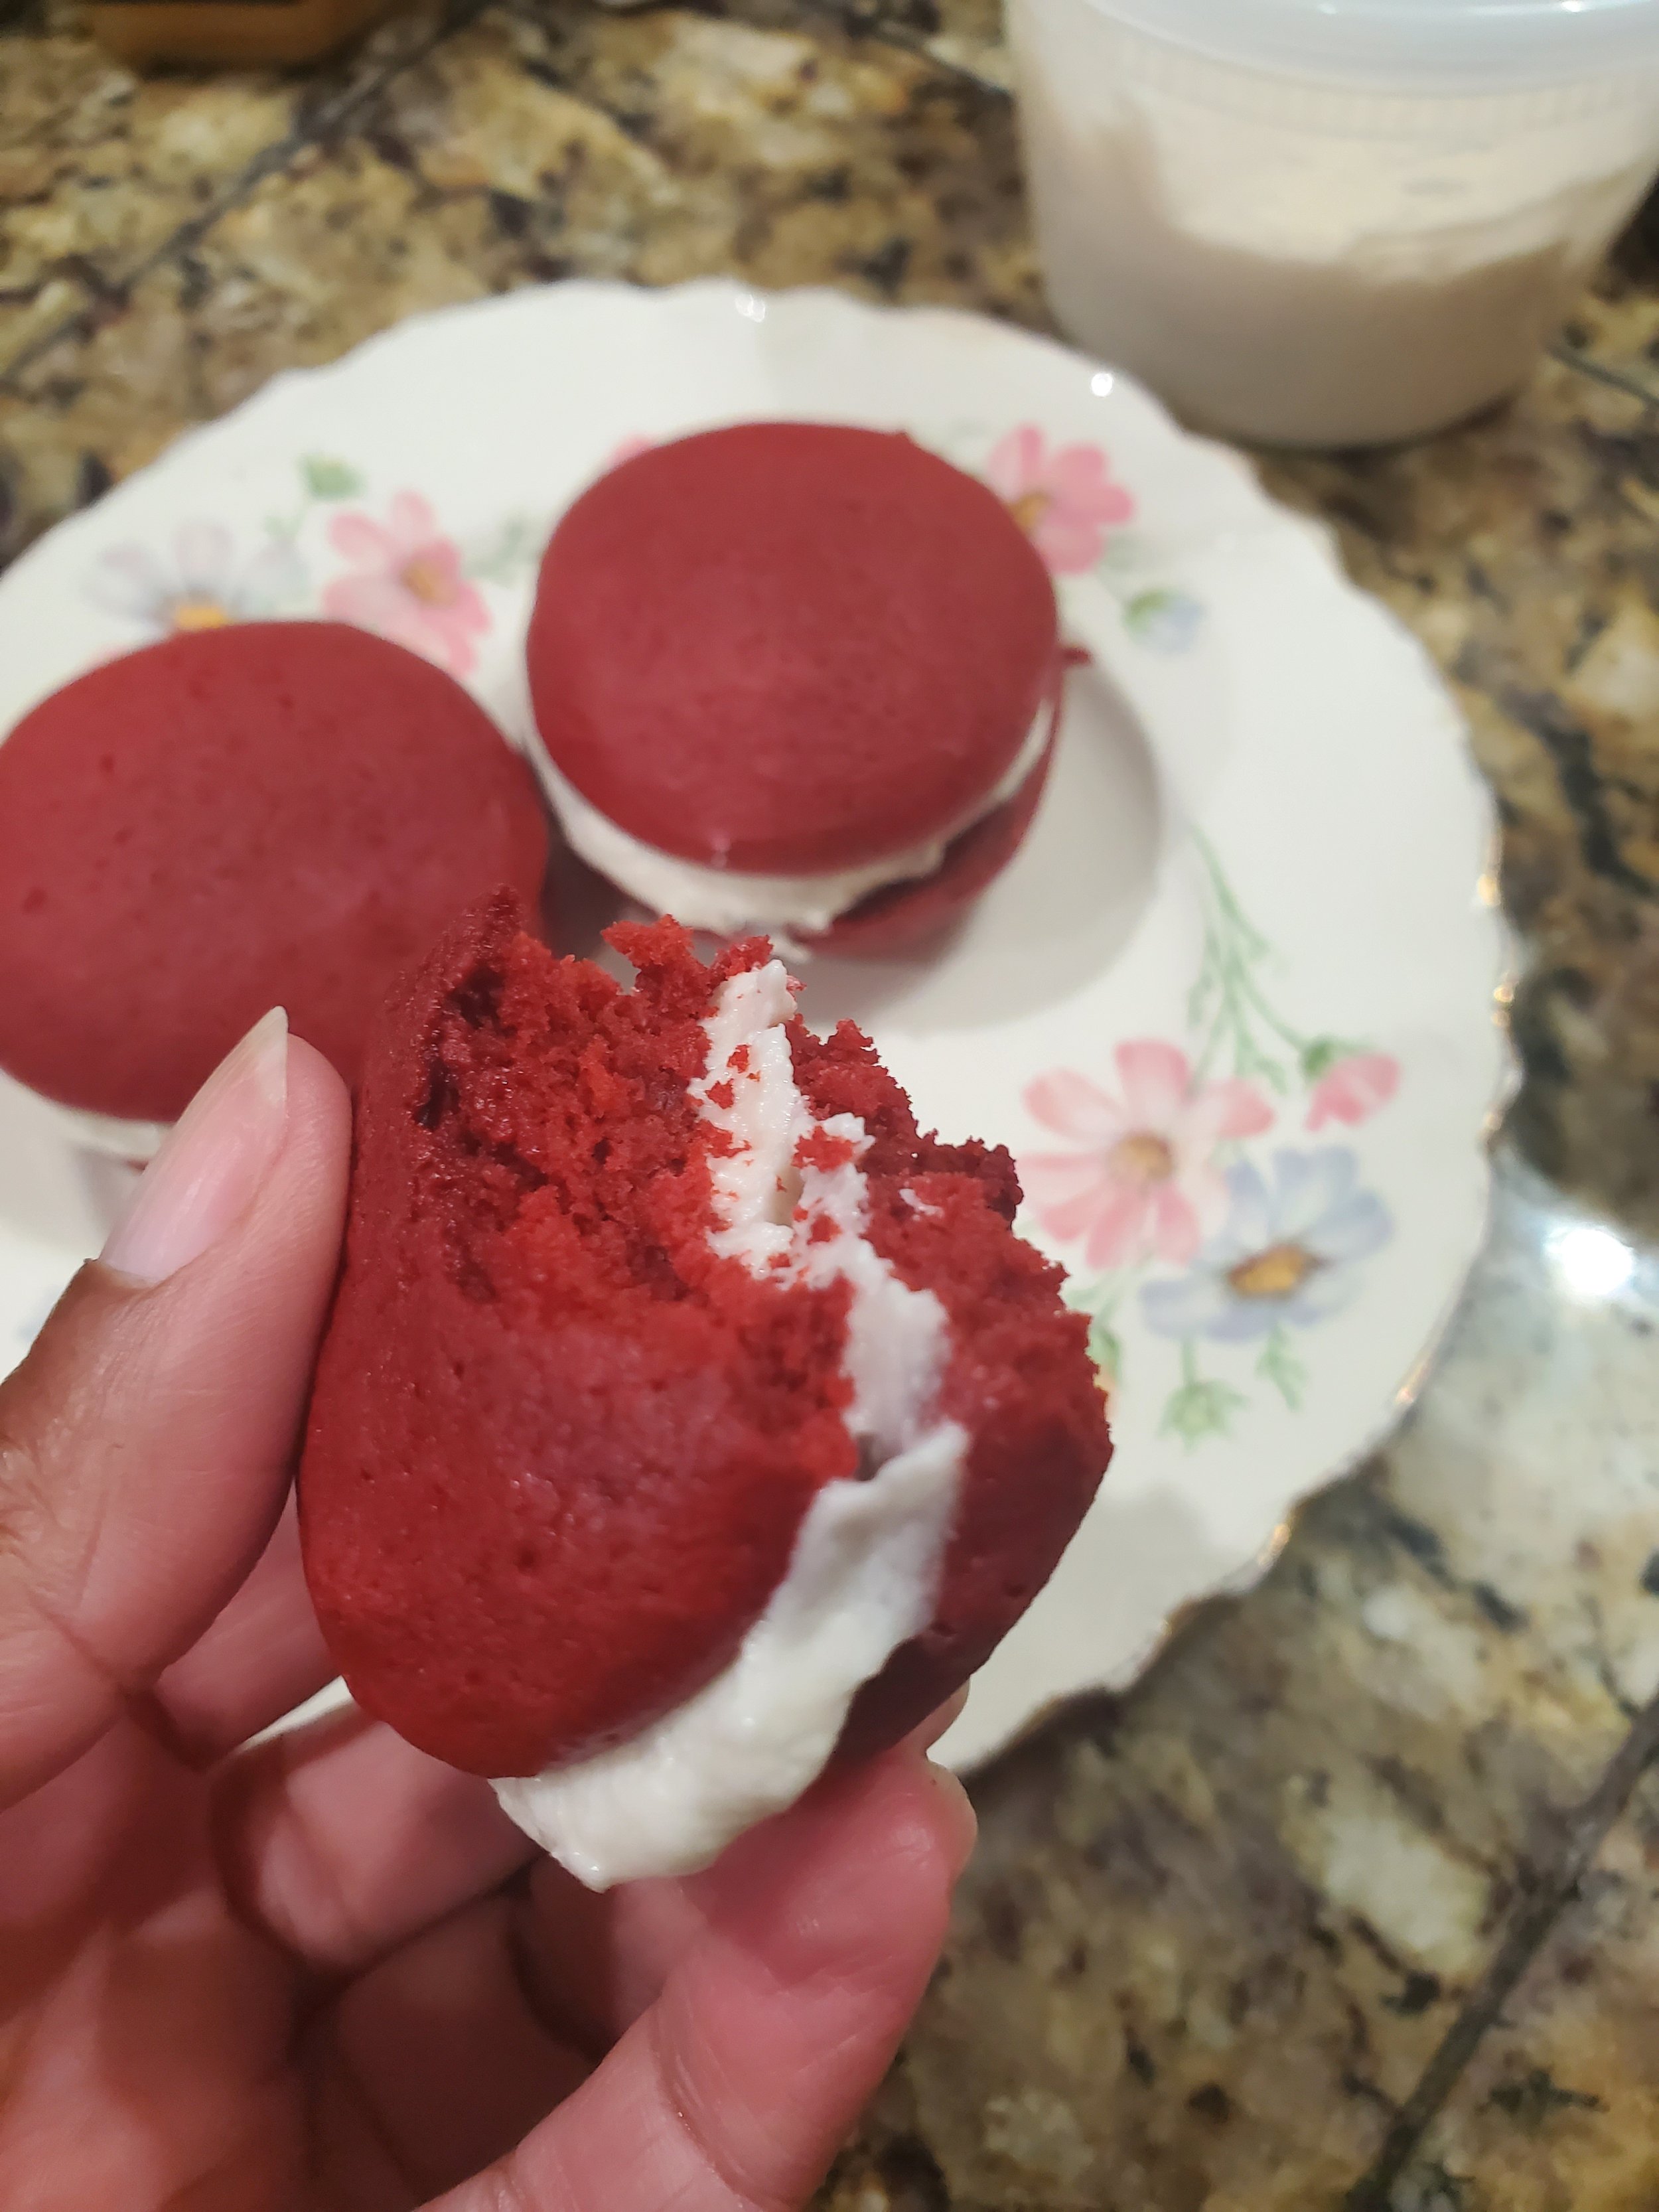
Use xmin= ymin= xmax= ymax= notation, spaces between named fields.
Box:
xmin=1021 ymin=1043 xmax=1274 ymax=1270
xmin=984 ymin=426 xmax=1136 ymax=575
xmin=322 ymin=492 xmax=488 ymax=678
xmin=605 ymin=435 xmax=654 ymax=470
xmin=1306 ymin=1052 xmax=1400 ymax=1133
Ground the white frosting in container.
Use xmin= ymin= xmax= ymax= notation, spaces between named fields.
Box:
xmin=1011 ymin=0 xmax=1659 ymax=445
xmin=491 ymin=960 xmax=964 ymax=1888
xmin=540 ymin=709 xmax=1053 ymax=944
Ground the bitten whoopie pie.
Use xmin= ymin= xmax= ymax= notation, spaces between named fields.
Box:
xmin=299 ymin=893 xmax=1110 ymax=1887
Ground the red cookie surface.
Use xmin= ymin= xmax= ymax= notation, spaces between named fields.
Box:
xmin=528 ymin=423 xmax=1060 ymax=875
xmin=0 ymin=623 xmax=549 ymax=1121
xmin=299 ymin=893 xmax=1110 ymax=1780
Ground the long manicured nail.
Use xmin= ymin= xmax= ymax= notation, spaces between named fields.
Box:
xmin=101 ymin=1009 xmax=290 ymax=1286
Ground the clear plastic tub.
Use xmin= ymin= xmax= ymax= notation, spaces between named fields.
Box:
xmin=1010 ymin=0 xmax=1659 ymax=446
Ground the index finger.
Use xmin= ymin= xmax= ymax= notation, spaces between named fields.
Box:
xmin=0 ymin=1022 xmax=350 ymax=1808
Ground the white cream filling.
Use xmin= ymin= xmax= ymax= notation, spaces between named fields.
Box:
xmin=490 ymin=960 xmax=965 ymax=1889
xmin=541 ymin=707 xmax=1054 ymax=944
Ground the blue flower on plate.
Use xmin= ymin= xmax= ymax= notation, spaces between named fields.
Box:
xmin=1141 ymin=1147 xmax=1392 ymax=1344
xmin=1124 ymin=587 xmax=1204 ymax=654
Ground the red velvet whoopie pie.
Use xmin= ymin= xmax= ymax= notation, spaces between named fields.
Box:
xmin=299 ymin=891 xmax=1110 ymax=1885
xmin=526 ymin=423 xmax=1063 ymax=955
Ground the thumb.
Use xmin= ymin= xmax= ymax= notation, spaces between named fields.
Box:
xmin=445 ymin=1747 xmax=976 ymax=2212
xmin=0 ymin=1012 xmax=350 ymax=1810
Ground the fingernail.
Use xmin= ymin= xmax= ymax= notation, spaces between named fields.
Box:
xmin=904 ymin=1687 xmax=970 ymax=1757
xmin=925 ymin=1759 xmax=979 ymax=1876
xmin=101 ymin=1010 xmax=289 ymax=1286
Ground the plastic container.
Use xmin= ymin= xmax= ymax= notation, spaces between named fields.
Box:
xmin=1009 ymin=0 xmax=1659 ymax=446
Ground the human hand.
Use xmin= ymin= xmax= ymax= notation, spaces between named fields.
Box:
xmin=0 ymin=1013 xmax=976 ymax=2210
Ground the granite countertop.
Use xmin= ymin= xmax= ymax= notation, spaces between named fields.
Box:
xmin=6 ymin=3 xmax=1659 ymax=2202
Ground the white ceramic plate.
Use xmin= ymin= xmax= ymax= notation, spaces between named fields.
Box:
xmin=0 ymin=281 xmax=1511 ymax=1770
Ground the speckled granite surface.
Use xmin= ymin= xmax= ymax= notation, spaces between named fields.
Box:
xmin=6 ymin=3 xmax=1659 ymax=2202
